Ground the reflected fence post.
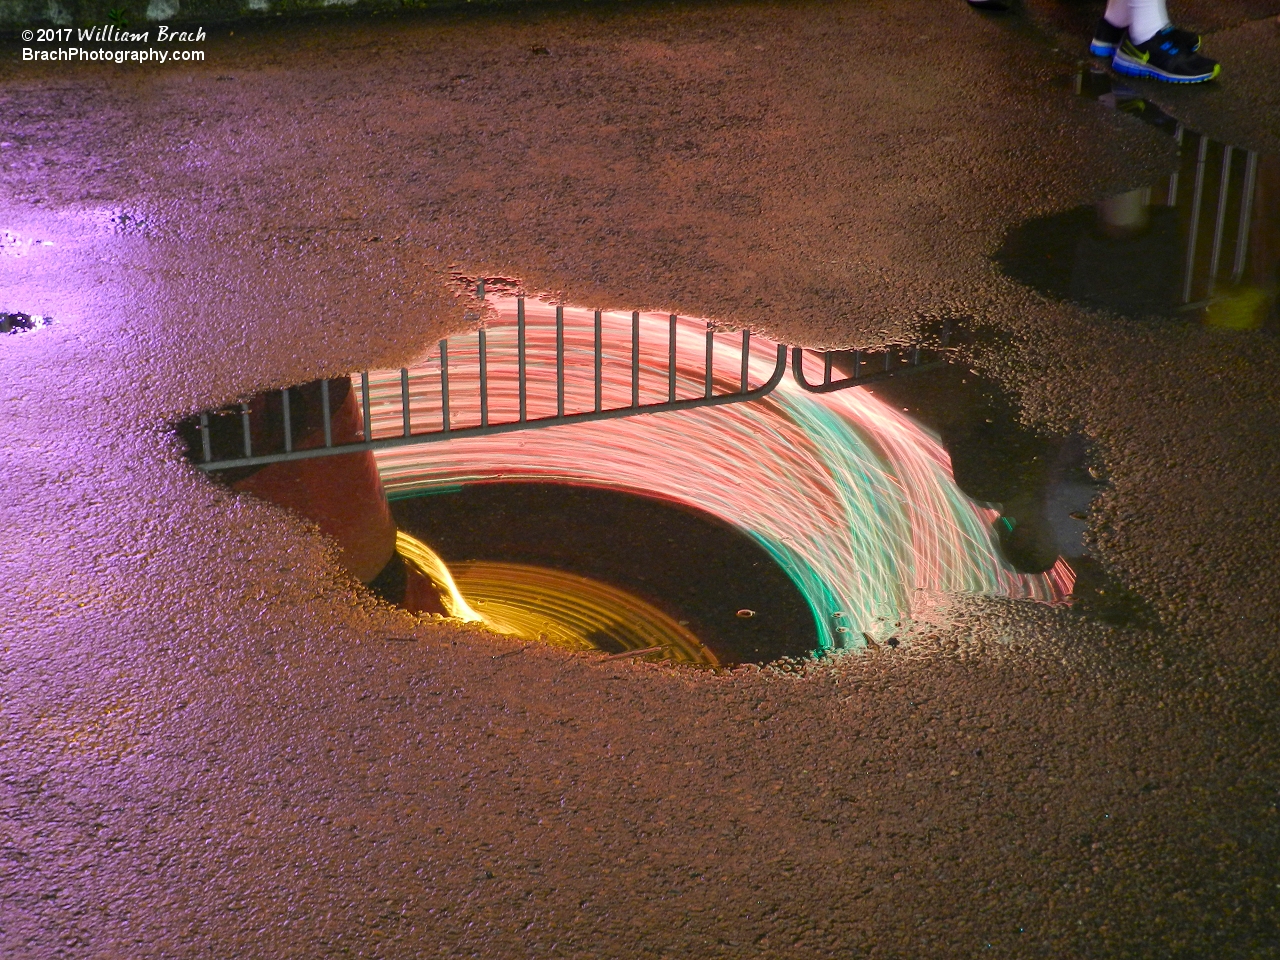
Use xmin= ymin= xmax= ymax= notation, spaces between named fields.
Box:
xmin=187 ymin=297 xmax=962 ymax=473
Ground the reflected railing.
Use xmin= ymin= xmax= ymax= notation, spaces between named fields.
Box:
xmin=188 ymin=289 xmax=949 ymax=473
xmin=1075 ymin=65 xmax=1273 ymax=319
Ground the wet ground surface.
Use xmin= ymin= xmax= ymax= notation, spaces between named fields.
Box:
xmin=3 ymin=1 xmax=1280 ymax=957
xmin=1024 ymin=2 xmax=1280 ymax=155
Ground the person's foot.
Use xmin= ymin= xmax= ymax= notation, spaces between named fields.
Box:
xmin=966 ymin=0 xmax=1009 ymax=10
xmin=1089 ymin=18 xmax=1126 ymax=55
xmin=1112 ymin=27 xmax=1219 ymax=83
xmin=1090 ymin=18 xmax=1202 ymax=57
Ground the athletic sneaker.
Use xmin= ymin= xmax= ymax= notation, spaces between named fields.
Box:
xmin=1089 ymin=18 xmax=1202 ymax=57
xmin=1112 ymin=27 xmax=1219 ymax=83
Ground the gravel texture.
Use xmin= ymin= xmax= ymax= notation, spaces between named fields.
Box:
xmin=2 ymin=1 xmax=1279 ymax=957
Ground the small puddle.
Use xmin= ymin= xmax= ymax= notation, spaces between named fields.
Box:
xmin=1 ymin=312 xmax=51 ymax=335
xmin=177 ymin=289 xmax=1141 ymax=665
xmin=997 ymin=66 xmax=1278 ymax=330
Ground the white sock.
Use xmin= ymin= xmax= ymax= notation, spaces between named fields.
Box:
xmin=1103 ymin=0 xmax=1131 ymax=27
xmin=1128 ymin=0 xmax=1171 ymax=44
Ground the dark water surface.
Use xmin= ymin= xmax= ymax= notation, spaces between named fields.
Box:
xmin=392 ymin=483 xmax=820 ymax=664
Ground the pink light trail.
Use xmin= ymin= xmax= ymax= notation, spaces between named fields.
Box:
xmin=367 ymin=296 xmax=1073 ymax=654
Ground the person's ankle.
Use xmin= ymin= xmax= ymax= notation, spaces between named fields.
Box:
xmin=1129 ymin=21 xmax=1172 ymax=45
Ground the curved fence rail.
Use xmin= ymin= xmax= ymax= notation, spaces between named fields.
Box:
xmin=188 ymin=296 xmax=947 ymax=473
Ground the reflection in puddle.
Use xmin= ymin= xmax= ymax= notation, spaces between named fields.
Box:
xmin=397 ymin=526 xmax=719 ymax=663
xmin=860 ymin=362 xmax=1092 ymax=574
xmin=455 ymin=562 xmax=718 ymax=665
xmin=395 ymin=531 xmax=484 ymax=622
xmin=392 ymin=483 xmax=818 ymax=665
xmin=183 ymin=300 xmax=1096 ymax=664
xmin=368 ymin=298 xmax=1073 ymax=657
xmin=181 ymin=377 xmax=410 ymax=593
xmin=862 ymin=359 xmax=1150 ymax=627
xmin=998 ymin=67 xmax=1279 ymax=330
xmin=1 ymin=312 xmax=51 ymax=335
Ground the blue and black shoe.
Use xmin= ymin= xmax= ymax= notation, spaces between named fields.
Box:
xmin=1089 ymin=18 xmax=1126 ymax=56
xmin=1089 ymin=18 xmax=1202 ymax=57
xmin=1112 ymin=27 xmax=1219 ymax=83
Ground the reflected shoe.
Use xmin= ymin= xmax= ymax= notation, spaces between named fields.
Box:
xmin=1112 ymin=28 xmax=1219 ymax=83
xmin=1090 ymin=18 xmax=1202 ymax=56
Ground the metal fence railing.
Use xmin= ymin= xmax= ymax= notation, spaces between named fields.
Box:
xmin=790 ymin=342 xmax=945 ymax=394
xmin=185 ymin=292 xmax=949 ymax=473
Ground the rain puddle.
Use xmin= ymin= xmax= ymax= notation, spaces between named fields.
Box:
xmin=1 ymin=312 xmax=51 ymax=335
xmin=997 ymin=65 xmax=1277 ymax=331
xmin=177 ymin=288 xmax=1140 ymax=666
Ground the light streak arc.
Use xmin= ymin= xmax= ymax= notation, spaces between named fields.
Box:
xmin=371 ymin=297 xmax=1073 ymax=655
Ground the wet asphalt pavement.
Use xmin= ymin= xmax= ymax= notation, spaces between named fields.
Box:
xmin=2 ymin=1 xmax=1280 ymax=956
